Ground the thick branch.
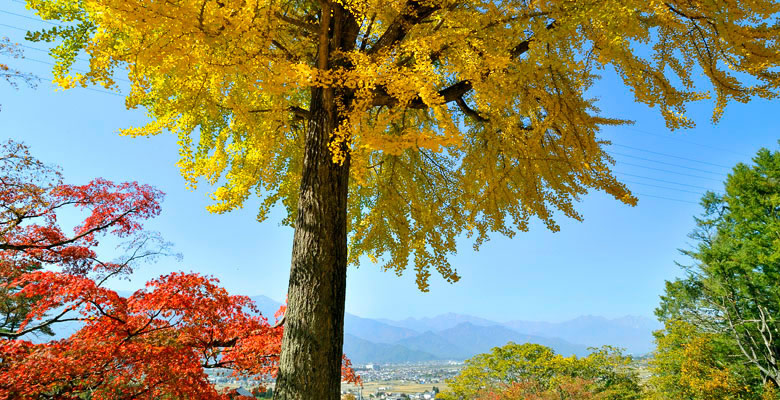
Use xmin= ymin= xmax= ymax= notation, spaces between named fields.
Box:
xmin=359 ymin=14 xmax=376 ymax=51
xmin=368 ymin=0 xmax=440 ymax=55
xmin=371 ymin=80 xmax=473 ymax=108
xmin=249 ymin=106 xmax=311 ymax=120
xmin=317 ymin=2 xmax=332 ymax=71
xmin=274 ymin=11 xmax=318 ymax=34
xmin=455 ymin=96 xmax=487 ymax=122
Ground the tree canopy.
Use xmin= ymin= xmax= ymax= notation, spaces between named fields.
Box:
xmin=24 ymin=0 xmax=780 ymax=289
xmin=655 ymin=146 xmax=780 ymax=395
xmin=438 ymin=342 xmax=642 ymax=400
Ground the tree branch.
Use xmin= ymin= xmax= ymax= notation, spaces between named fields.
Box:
xmin=367 ymin=0 xmax=440 ymax=55
xmin=371 ymin=80 xmax=473 ymax=108
xmin=200 ymin=315 xmax=284 ymax=349
xmin=0 ymin=305 xmax=83 ymax=339
xmin=249 ymin=106 xmax=311 ymax=120
xmin=455 ymin=96 xmax=487 ymax=122
xmin=0 ymin=208 xmax=140 ymax=252
xmin=274 ymin=11 xmax=318 ymax=34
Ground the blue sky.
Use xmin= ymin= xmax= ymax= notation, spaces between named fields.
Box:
xmin=1 ymin=3 xmax=778 ymax=323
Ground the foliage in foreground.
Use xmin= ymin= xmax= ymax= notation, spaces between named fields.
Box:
xmin=437 ymin=342 xmax=642 ymax=400
xmin=0 ymin=141 xmax=359 ymax=399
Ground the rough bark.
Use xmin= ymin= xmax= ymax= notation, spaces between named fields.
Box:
xmin=273 ymin=86 xmax=350 ymax=399
xmin=273 ymin=5 xmax=358 ymax=399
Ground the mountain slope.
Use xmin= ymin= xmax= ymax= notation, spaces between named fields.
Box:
xmin=342 ymin=334 xmax=439 ymax=364
xmin=435 ymin=322 xmax=589 ymax=357
xmin=344 ymin=314 xmax=420 ymax=344
xmin=394 ymin=330 xmax=469 ymax=360
xmin=250 ymin=295 xmax=419 ymax=344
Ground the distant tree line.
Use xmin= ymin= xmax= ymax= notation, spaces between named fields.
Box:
xmin=438 ymin=342 xmax=642 ymax=399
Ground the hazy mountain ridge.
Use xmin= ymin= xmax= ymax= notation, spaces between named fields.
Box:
xmin=36 ymin=295 xmax=656 ymax=363
xmin=503 ymin=315 xmax=662 ymax=355
xmin=250 ymin=295 xmax=419 ymax=344
xmin=344 ymin=314 xmax=420 ymax=344
xmin=340 ymin=322 xmax=589 ymax=364
xmin=249 ymin=296 xmax=651 ymax=364
xmin=375 ymin=312 xmax=497 ymax=332
xmin=378 ymin=311 xmax=660 ymax=355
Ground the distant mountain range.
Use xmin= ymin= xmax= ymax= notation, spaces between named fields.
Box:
xmin=502 ymin=315 xmax=661 ymax=356
xmin=249 ymin=295 xmax=661 ymax=365
xmin=29 ymin=294 xmax=659 ymax=364
xmin=376 ymin=313 xmax=498 ymax=332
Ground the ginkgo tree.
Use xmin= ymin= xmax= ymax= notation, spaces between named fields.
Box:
xmin=23 ymin=0 xmax=780 ymax=397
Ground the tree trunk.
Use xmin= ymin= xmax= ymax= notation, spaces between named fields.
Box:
xmin=274 ymin=7 xmax=358 ymax=398
xmin=273 ymin=86 xmax=350 ymax=399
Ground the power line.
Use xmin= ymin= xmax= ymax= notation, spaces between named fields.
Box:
xmin=4 ymin=53 xmax=132 ymax=84
xmin=0 ymin=9 xmax=61 ymax=26
xmin=40 ymin=80 xmax=123 ymax=97
xmin=19 ymin=43 xmax=89 ymax=63
xmin=615 ymin=172 xmax=717 ymax=191
xmin=9 ymin=76 xmax=124 ymax=97
xmin=609 ymin=151 xmax=725 ymax=175
xmin=16 ymin=56 xmax=59 ymax=67
xmin=613 ymin=161 xmax=724 ymax=182
xmin=0 ymin=22 xmax=28 ymax=32
xmin=634 ymin=192 xmax=700 ymax=205
xmin=6 ymin=64 xmax=124 ymax=97
xmin=608 ymin=143 xmax=732 ymax=169
xmin=621 ymin=179 xmax=704 ymax=195
xmin=0 ymin=22 xmax=132 ymax=83
xmin=620 ymin=126 xmax=750 ymax=158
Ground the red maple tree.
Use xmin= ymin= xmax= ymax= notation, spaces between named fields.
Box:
xmin=0 ymin=141 xmax=359 ymax=399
